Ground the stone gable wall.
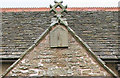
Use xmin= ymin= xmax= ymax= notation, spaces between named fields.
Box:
xmin=6 ymin=25 xmax=111 ymax=76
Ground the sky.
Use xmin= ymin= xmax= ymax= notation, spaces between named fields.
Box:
xmin=0 ymin=0 xmax=120 ymax=8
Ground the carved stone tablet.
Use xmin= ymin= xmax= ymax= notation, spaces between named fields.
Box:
xmin=50 ymin=25 xmax=68 ymax=47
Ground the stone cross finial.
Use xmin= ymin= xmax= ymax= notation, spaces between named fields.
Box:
xmin=50 ymin=1 xmax=68 ymax=26
xmin=49 ymin=1 xmax=68 ymax=47
xmin=50 ymin=1 xmax=67 ymax=17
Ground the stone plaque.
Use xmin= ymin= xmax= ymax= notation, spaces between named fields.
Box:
xmin=50 ymin=25 xmax=68 ymax=47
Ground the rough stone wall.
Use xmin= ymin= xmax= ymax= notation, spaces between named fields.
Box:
xmin=1 ymin=11 xmax=119 ymax=60
xmin=6 ymin=26 xmax=111 ymax=76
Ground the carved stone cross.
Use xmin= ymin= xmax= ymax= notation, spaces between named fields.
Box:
xmin=49 ymin=1 xmax=68 ymax=26
xmin=49 ymin=1 xmax=68 ymax=48
xmin=50 ymin=1 xmax=67 ymax=17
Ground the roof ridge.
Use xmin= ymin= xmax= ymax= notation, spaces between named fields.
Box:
xmin=1 ymin=7 xmax=119 ymax=12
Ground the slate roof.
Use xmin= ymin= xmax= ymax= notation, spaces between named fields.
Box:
xmin=1 ymin=11 xmax=119 ymax=61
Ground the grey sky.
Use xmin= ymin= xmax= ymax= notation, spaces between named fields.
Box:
xmin=0 ymin=0 xmax=119 ymax=8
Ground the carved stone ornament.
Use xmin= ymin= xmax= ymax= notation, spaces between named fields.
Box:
xmin=50 ymin=1 xmax=68 ymax=26
xmin=49 ymin=1 xmax=68 ymax=48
